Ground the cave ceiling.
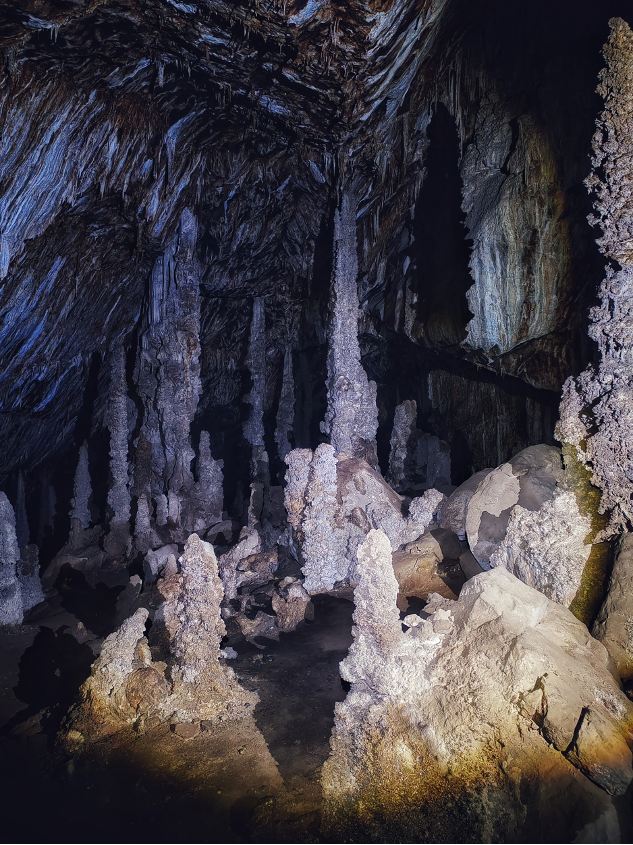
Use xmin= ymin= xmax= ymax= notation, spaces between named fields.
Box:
xmin=0 ymin=0 xmax=630 ymax=478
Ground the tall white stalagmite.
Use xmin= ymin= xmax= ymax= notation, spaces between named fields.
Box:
xmin=556 ymin=18 xmax=633 ymax=536
xmin=275 ymin=345 xmax=295 ymax=463
xmin=105 ymin=343 xmax=131 ymax=555
xmin=321 ymin=190 xmax=378 ymax=466
xmin=0 ymin=492 xmax=23 ymax=625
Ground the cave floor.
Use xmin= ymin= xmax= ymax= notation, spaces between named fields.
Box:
xmin=0 ymin=595 xmax=353 ymax=843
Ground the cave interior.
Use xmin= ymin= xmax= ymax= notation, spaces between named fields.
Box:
xmin=1 ymin=0 xmax=633 ymax=842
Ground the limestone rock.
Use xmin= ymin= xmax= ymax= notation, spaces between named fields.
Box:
xmin=65 ymin=608 xmax=169 ymax=745
xmin=388 ymin=399 xmax=417 ymax=489
xmin=464 ymin=444 xmax=592 ymax=607
xmin=323 ymin=552 xmax=633 ymax=841
xmin=272 ymin=577 xmax=313 ymax=632
xmin=593 ymin=532 xmax=633 ymax=683
xmin=0 ymin=492 xmax=23 ymax=625
xmin=556 ymin=19 xmax=633 ymax=537
xmin=490 ymin=490 xmax=591 ymax=607
xmin=70 ymin=441 xmax=92 ymax=543
xmin=437 ymin=468 xmax=492 ymax=539
xmin=143 ymin=544 xmax=179 ymax=585
xmin=392 ymin=531 xmax=463 ymax=603
xmin=236 ymin=611 xmax=280 ymax=644
xmin=218 ymin=528 xmax=262 ymax=603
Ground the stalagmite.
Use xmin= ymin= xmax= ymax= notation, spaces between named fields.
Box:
xmin=557 ymin=18 xmax=633 ymax=536
xmin=70 ymin=442 xmax=92 ymax=543
xmin=284 ymin=445 xmax=444 ymax=594
xmin=135 ymin=208 xmax=202 ymax=535
xmin=323 ymin=546 xmax=633 ymax=841
xmin=64 ymin=534 xmax=256 ymax=746
xmin=105 ymin=344 xmax=131 ymax=556
xmin=275 ymin=345 xmax=295 ymax=463
xmin=193 ymin=431 xmax=224 ymax=533
xmin=18 ymin=544 xmax=44 ymax=612
xmin=165 ymin=533 xmax=256 ymax=722
xmin=0 ymin=493 xmax=23 ymax=625
xmin=243 ymin=297 xmax=270 ymax=526
xmin=134 ymin=493 xmax=152 ymax=555
xmin=321 ymin=190 xmax=379 ymax=466
xmin=387 ymin=399 xmax=416 ymax=489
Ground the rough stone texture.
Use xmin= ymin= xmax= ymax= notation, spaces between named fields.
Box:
xmin=193 ymin=431 xmax=224 ymax=534
xmin=556 ymin=19 xmax=633 ymax=537
xmin=274 ymin=345 xmax=295 ymax=465
xmin=464 ymin=445 xmax=593 ymax=607
xmin=0 ymin=492 xmax=23 ymax=625
xmin=437 ymin=468 xmax=492 ymax=540
xmin=165 ymin=534 xmax=256 ymax=722
xmin=392 ymin=530 xmax=465 ymax=607
xmin=285 ymin=445 xmax=444 ymax=595
xmin=490 ymin=490 xmax=591 ymax=607
xmin=65 ymin=534 xmax=256 ymax=746
xmin=593 ymin=532 xmax=633 ymax=682
xmin=321 ymin=191 xmax=378 ymax=467
xmin=388 ymin=399 xmax=417 ymax=489
xmin=104 ymin=344 xmax=131 ymax=556
xmin=323 ymin=556 xmax=633 ymax=841
xmin=134 ymin=208 xmax=202 ymax=534
xmin=70 ymin=441 xmax=92 ymax=540
xmin=218 ymin=528 xmax=262 ymax=604
xmin=272 ymin=577 xmax=314 ymax=633
xmin=143 ymin=544 xmax=179 ymax=586
xmin=133 ymin=493 xmax=152 ymax=556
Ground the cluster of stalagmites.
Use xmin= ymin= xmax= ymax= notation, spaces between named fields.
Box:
xmin=63 ymin=534 xmax=256 ymax=747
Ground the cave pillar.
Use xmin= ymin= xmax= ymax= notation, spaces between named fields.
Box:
xmin=70 ymin=441 xmax=92 ymax=547
xmin=104 ymin=343 xmax=131 ymax=558
xmin=321 ymin=189 xmax=379 ymax=466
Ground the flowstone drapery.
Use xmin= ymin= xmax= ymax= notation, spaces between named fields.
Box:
xmin=321 ymin=191 xmax=378 ymax=466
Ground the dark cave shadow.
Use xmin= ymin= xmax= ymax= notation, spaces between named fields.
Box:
xmin=238 ymin=596 xmax=354 ymax=783
xmin=1 ymin=625 xmax=94 ymax=743
xmin=56 ymin=565 xmax=124 ymax=637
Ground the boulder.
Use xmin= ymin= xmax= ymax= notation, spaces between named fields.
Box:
xmin=593 ymin=532 xmax=633 ymax=683
xmin=465 ymin=444 xmax=592 ymax=607
xmin=323 ymin=535 xmax=633 ymax=841
xmin=437 ymin=469 xmax=492 ymax=539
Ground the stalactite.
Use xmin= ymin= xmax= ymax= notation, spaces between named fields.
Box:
xmin=321 ymin=189 xmax=378 ymax=466
xmin=388 ymin=399 xmax=417 ymax=489
xmin=14 ymin=469 xmax=29 ymax=555
xmin=275 ymin=345 xmax=295 ymax=464
xmin=556 ymin=18 xmax=633 ymax=536
xmin=135 ymin=208 xmax=202 ymax=537
xmin=0 ymin=492 xmax=23 ymax=625
xmin=70 ymin=442 xmax=92 ymax=543
xmin=105 ymin=343 xmax=131 ymax=556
